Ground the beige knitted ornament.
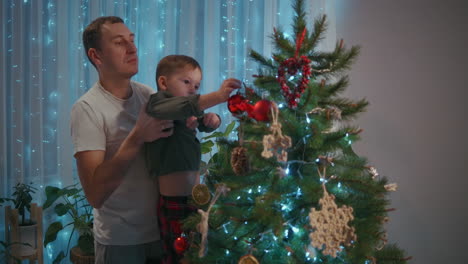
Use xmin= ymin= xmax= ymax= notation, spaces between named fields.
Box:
xmin=261 ymin=102 xmax=291 ymax=162
xmin=238 ymin=254 xmax=259 ymax=264
xmin=231 ymin=146 xmax=250 ymax=175
xmin=309 ymin=184 xmax=356 ymax=258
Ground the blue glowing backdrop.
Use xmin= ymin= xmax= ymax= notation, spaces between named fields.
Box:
xmin=1 ymin=0 xmax=335 ymax=262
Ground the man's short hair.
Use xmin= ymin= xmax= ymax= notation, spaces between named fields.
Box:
xmin=82 ymin=16 xmax=124 ymax=68
xmin=156 ymin=55 xmax=202 ymax=90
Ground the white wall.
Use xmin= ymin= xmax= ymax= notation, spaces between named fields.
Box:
xmin=334 ymin=0 xmax=468 ymax=263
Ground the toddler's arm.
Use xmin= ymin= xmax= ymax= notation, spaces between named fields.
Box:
xmin=198 ymin=78 xmax=241 ymax=110
xmin=146 ymin=92 xmax=203 ymax=120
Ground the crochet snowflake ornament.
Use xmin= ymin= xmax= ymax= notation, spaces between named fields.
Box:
xmin=309 ymin=184 xmax=357 ymax=258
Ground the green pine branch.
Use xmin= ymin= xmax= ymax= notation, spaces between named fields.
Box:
xmin=249 ymin=49 xmax=276 ymax=69
xmin=271 ymin=27 xmax=295 ymax=57
xmin=303 ymin=14 xmax=327 ymax=54
xmin=292 ymin=0 xmax=307 ymax=39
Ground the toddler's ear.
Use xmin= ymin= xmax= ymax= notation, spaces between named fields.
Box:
xmin=157 ymin=76 xmax=168 ymax=91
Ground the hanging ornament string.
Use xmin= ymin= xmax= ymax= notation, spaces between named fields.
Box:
xmin=197 ymin=184 xmax=230 ymax=258
xmin=261 ymin=102 xmax=292 ymax=162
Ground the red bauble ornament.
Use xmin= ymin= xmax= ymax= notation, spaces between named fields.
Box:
xmin=228 ymin=94 xmax=245 ymax=114
xmin=249 ymin=99 xmax=272 ymax=121
xmin=173 ymin=236 xmax=189 ymax=254
xmin=228 ymin=93 xmax=254 ymax=118
xmin=228 ymin=94 xmax=251 ymax=114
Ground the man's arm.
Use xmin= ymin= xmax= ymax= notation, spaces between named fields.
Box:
xmin=75 ymin=105 xmax=173 ymax=209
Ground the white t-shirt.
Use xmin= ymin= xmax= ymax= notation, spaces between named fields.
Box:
xmin=70 ymin=81 xmax=159 ymax=245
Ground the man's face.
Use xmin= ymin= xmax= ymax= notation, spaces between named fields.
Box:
xmin=163 ymin=66 xmax=202 ymax=97
xmin=93 ymin=22 xmax=138 ymax=78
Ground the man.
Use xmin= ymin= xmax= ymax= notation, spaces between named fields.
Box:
xmin=71 ymin=16 xmax=173 ymax=263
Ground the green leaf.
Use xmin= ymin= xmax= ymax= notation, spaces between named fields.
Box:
xmin=62 ymin=188 xmax=81 ymax=197
xmin=201 ymin=131 xmax=224 ymax=140
xmin=43 ymin=186 xmax=61 ymax=209
xmin=78 ymin=234 xmax=94 ymax=255
xmin=54 ymin=203 xmax=72 ymax=216
xmin=44 ymin=221 xmax=64 ymax=246
xmin=201 ymin=121 xmax=236 ymax=140
xmin=201 ymin=140 xmax=215 ymax=154
xmin=0 ymin=198 xmax=14 ymax=205
xmin=222 ymin=121 xmax=236 ymax=136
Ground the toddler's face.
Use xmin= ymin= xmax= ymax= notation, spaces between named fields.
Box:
xmin=165 ymin=66 xmax=202 ymax=97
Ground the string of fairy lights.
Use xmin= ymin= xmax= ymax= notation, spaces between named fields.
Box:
xmin=2 ymin=1 xmax=350 ymax=263
xmin=1 ymin=1 xmax=319 ymax=263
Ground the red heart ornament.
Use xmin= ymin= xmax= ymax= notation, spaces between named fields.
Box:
xmin=277 ymin=55 xmax=312 ymax=108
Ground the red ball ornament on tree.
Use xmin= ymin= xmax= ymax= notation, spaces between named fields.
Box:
xmin=228 ymin=94 xmax=246 ymax=114
xmin=173 ymin=236 xmax=189 ymax=254
xmin=249 ymin=99 xmax=272 ymax=122
xmin=228 ymin=94 xmax=253 ymax=115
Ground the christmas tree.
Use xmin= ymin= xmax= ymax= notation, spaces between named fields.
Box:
xmin=182 ymin=0 xmax=410 ymax=263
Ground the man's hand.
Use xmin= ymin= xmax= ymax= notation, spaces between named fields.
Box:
xmin=203 ymin=112 xmax=221 ymax=129
xmin=76 ymin=103 xmax=175 ymax=209
xmin=133 ymin=103 xmax=174 ymax=143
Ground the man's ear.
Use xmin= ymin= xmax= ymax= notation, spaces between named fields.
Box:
xmin=157 ymin=76 xmax=168 ymax=91
xmin=88 ymin=48 xmax=102 ymax=66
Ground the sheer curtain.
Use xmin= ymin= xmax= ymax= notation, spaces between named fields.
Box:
xmin=1 ymin=0 xmax=335 ymax=262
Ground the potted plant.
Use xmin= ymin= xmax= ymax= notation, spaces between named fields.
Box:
xmin=1 ymin=182 xmax=39 ymax=257
xmin=43 ymin=184 xmax=94 ymax=264
xmin=0 ymin=240 xmax=30 ymax=264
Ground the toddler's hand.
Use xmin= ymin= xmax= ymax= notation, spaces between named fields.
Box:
xmin=203 ymin=113 xmax=221 ymax=129
xmin=186 ymin=116 xmax=199 ymax=130
xmin=218 ymin=78 xmax=241 ymax=102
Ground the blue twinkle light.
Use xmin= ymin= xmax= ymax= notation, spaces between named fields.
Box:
xmin=3 ymin=2 xmax=306 ymax=263
xmin=296 ymin=187 xmax=302 ymax=196
xmin=291 ymin=226 xmax=299 ymax=233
